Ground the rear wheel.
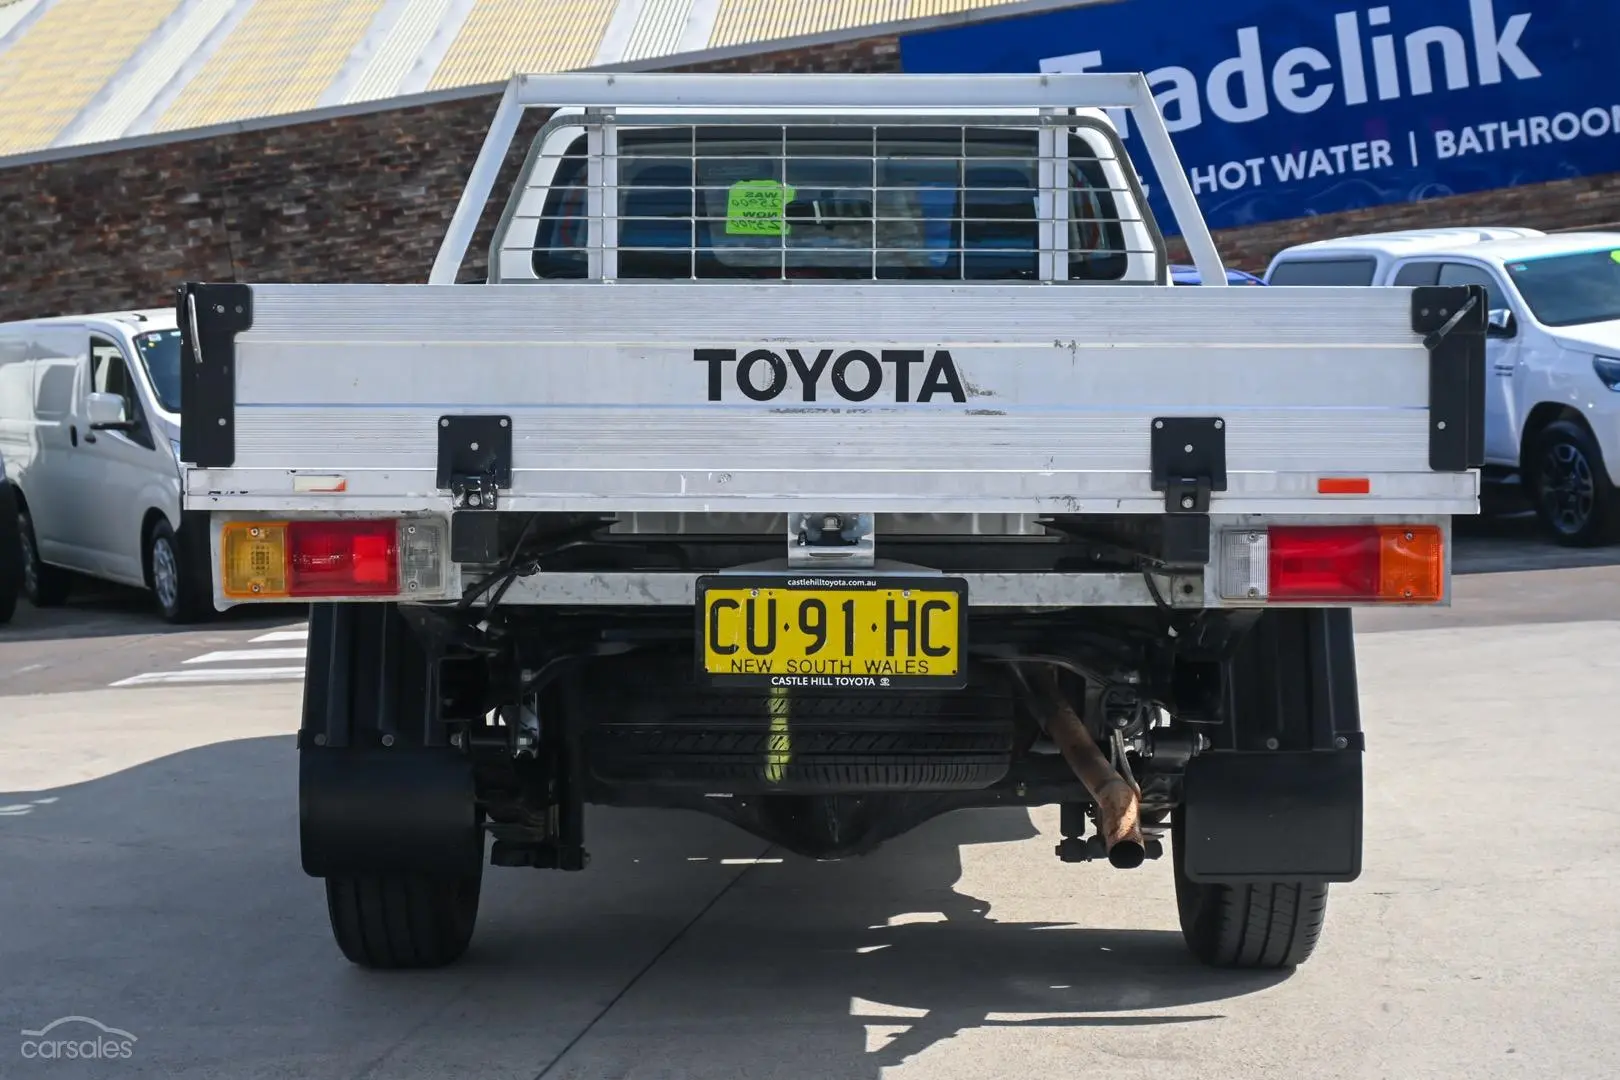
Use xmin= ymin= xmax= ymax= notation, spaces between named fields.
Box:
xmin=324 ymin=870 xmax=483 ymax=970
xmin=1171 ymin=811 xmax=1328 ymax=970
xmin=303 ymin=603 xmax=486 ymax=970
xmin=1529 ymin=419 xmax=1620 ymax=547
xmin=17 ymin=506 xmax=71 ymax=607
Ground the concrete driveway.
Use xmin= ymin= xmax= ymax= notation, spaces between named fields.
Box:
xmin=1 ymin=521 xmax=1617 ymax=1078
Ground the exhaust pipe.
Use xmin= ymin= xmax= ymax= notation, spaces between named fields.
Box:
xmin=1027 ymin=667 xmax=1145 ymax=869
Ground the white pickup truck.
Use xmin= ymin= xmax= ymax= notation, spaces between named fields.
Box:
xmin=175 ymin=72 xmax=1486 ymax=973
xmin=1267 ymin=228 xmax=1620 ymax=546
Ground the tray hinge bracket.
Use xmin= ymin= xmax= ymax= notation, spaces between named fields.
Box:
xmin=1150 ymin=416 xmax=1227 ymax=515
xmin=437 ymin=415 xmax=512 ymax=511
xmin=1149 ymin=417 xmax=1226 ymax=568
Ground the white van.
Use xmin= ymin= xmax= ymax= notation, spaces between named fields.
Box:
xmin=0 ymin=309 xmax=211 ymax=621
xmin=1265 ymin=228 xmax=1620 ymax=547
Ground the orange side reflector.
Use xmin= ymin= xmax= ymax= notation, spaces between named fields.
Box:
xmin=1377 ymin=525 xmax=1444 ymax=603
xmin=220 ymin=521 xmax=290 ymax=599
xmin=1318 ymin=477 xmax=1371 ymax=495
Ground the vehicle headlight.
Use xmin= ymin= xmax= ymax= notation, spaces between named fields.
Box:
xmin=169 ymin=437 xmax=184 ymax=462
xmin=1594 ymin=357 xmax=1620 ymax=391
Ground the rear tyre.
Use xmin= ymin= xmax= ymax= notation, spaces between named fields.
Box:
xmin=324 ymin=870 xmax=483 ymax=970
xmin=1171 ymin=811 xmax=1328 ymax=970
xmin=16 ymin=506 xmax=71 ymax=607
xmin=0 ymin=482 xmax=20 ymax=623
xmin=147 ymin=518 xmax=211 ymax=624
xmin=305 ymin=603 xmax=486 ymax=970
xmin=1528 ymin=419 xmax=1620 ymax=547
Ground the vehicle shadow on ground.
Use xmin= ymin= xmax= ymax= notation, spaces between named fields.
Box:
xmin=488 ymin=805 xmax=1284 ymax=1077
xmin=0 ymin=735 xmax=1285 ymax=1080
xmin=0 ymin=576 xmax=299 ymax=642
xmin=1452 ymin=509 xmax=1620 ymax=575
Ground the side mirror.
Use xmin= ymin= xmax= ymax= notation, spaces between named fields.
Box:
xmin=1486 ymin=308 xmax=1517 ymax=339
xmin=86 ymin=392 xmax=135 ymax=431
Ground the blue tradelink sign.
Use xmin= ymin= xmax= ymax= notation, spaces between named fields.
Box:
xmin=898 ymin=0 xmax=1620 ymax=234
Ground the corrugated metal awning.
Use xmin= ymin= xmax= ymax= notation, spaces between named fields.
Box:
xmin=0 ymin=0 xmax=1083 ymax=161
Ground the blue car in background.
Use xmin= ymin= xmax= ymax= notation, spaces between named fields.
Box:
xmin=1169 ymin=264 xmax=1266 ymax=286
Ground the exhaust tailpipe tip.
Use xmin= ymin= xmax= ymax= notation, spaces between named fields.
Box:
xmin=1107 ymin=840 xmax=1146 ymax=869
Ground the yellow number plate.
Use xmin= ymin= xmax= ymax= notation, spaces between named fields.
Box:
xmin=695 ymin=575 xmax=967 ymax=689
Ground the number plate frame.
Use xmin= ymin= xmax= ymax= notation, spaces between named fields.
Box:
xmin=693 ymin=574 xmax=969 ymax=690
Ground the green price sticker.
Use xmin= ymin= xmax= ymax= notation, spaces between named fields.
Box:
xmin=726 ymin=179 xmax=795 ymax=236
xmin=1610 ymin=250 xmax=1620 ymax=264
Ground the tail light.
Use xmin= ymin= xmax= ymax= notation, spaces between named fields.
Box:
xmin=1220 ymin=525 xmax=1444 ymax=604
xmin=219 ymin=518 xmax=447 ymax=600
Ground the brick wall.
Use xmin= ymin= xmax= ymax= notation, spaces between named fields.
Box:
xmin=1168 ymin=171 xmax=1620 ymax=273
xmin=0 ymin=26 xmax=1614 ymax=321
xmin=0 ymin=35 xmax=903 ymax=322
xmin=0 ymin=96 xmax=509 ymax=321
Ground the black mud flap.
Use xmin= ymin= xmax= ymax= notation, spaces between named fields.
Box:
xmin=299 ymin=748 xmax=481 ymax=879
xmin=1179 ymin=749 xmax=1362 ymax=884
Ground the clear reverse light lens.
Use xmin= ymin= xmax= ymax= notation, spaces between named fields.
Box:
xmin=1219 ymin=530 xmax=1269 ymax=600
xmin=400 ymin=518 xmax=447 ymax=594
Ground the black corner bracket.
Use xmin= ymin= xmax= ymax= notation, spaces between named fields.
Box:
xmin=1412 ymin=284 xmax=1487 ymax=472
xmin=177 ymin=282 xmax=253 ymax=468
xmin=1150 ymin=416 xmax=1227 ymax=514
xmin=437 ymin=415 xmax=512 ymax=510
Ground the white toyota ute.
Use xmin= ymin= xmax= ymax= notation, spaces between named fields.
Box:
xmin=171 ymin=72 xmax=1487 ymax=974
xmin=1267 ymin=227 xmax=1620 ymax=545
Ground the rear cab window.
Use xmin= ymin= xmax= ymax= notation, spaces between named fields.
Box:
xmin=1392 ymin=260 xmax=1509 ymax=310
xmin=1391 ymin=262 xmax=1441 ymax=286
xmin=1435 ymin=263 xmax=1509 ymax=312
xmin=516 ymin=124 xmax=1147 ymax=283
xmin=1265 ymin=258 xmax=1378 ymax=286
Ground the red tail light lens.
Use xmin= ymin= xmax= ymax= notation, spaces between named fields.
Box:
xmin=1268 ymin=526 xmax=1379 ymax=600
xmin=287 ymin=520 xmax=399 ymax=597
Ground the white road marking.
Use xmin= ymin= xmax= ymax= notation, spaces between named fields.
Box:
xmin=184 ymin=648 xmax=307 ymax=665
xmin=111 ymin=628 xmax=313 ymax=687
xmin=0 ymin=797 xmax=59 ymax=818
xmin=110 ymin=667 xmax=306 ymax=687
xmin=249 ymin=628 xmax=309 ymax=643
